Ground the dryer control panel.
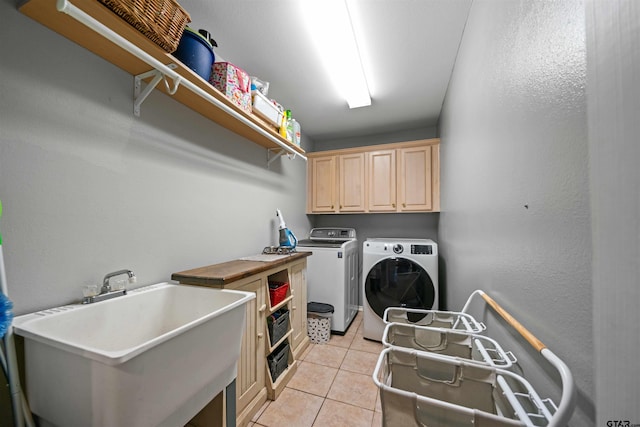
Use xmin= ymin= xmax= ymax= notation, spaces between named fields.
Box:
xmin=411 ymin=244 xmax=433 ymax=255
xmin=364 ymin=239 xmax=437 ymax=256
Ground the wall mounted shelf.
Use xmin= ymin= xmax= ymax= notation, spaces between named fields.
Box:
xmin=19 ymin=0 xmax=306 ymax=162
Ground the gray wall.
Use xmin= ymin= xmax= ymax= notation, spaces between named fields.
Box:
xmin=0 ymin=4 xmax=311 ymax=419
xmin=0 ymin=4 xmax=311 ymax=313
xmin=438 ymin=0 xmax=593 ymax=426
xmin=312 ymin=125 xmax=438 ymax=152
xmin=586 ymin=1 xmax=640 ymax=424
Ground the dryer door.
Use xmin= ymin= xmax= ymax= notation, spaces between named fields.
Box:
xmin=364 ymin=257 xmax=436 ymax=321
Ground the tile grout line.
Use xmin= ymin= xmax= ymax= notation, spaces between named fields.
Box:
xmin=252 ymin=312 xmax=382 ymax=427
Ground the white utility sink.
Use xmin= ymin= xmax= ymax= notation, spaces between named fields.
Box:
xmin=13 ymin=282 xmax=254 ymax=427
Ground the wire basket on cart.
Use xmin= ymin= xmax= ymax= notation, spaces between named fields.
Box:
xmin=382 ymin=322 xmax=516 ymax=368
xmin=374 ymin=291 xmax=577 ymax=427
xmin=384 ymin=307 xmax=485 ymax=334
xmin=374 ymin=346 xmax=556 ymax=427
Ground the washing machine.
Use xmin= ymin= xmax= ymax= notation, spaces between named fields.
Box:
xmin=297 ymin=228 xmax=359 ymax=334
xmin=362 ymin=238 xmax=438 ymax=341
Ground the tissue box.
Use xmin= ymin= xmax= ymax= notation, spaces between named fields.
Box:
xmin=252 ymin=91 xmax=282 ymax=128
xmin=210 ymin=62 xmax=252 ymax=114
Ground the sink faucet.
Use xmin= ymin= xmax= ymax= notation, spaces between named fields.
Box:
xmin=82 ymin=269 xmax=136 ymax=304
xmin=101 ymin=269 xmax=136 ymax=294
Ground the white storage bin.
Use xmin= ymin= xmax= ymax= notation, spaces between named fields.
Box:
xmin=252 ymin=90 xmax=282 ymax=128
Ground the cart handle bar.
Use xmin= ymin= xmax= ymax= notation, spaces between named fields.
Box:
xmin=471 ymin=290 xmax=576 ymax=427
xmin=479 ymin=291 xmax=546 ymax=352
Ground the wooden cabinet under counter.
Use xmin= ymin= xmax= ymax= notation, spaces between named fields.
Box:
xmin=172 ymin=252 xmax=311 ymax=426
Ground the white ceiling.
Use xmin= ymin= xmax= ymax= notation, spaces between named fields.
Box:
xmin=179 ymin=0 xmax=472 ymax=142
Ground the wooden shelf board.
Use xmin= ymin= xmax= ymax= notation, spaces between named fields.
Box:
xmin=19 ymin=0 xmax=305 ymax=156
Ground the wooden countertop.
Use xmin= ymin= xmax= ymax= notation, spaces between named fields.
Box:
xmin=171 ymin=252 xmax=311 ymax=287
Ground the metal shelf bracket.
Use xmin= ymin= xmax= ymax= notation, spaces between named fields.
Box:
xmin=134 ymin=64 xmax=180 ymax=116
xmin=267 ymin=148 xmax=297 ymax=168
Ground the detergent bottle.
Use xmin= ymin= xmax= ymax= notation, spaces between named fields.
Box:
xmin=285 ymin=110 xmax=294 ymax=143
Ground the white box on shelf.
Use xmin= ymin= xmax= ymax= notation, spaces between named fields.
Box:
xmin=252 ymin=90 xmax=282 ymax=128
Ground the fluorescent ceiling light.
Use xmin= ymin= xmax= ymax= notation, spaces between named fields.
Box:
xmin=301 ymin=0 xmax=371 ymax=109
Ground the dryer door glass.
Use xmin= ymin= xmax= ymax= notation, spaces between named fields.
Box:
xmin=365 ymin=258 xmax=435 ymax=321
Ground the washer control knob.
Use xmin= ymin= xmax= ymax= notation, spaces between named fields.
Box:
xmin=393 ymin=244 xmax=404 ymax=254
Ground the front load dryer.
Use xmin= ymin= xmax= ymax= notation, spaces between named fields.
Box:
xmin=362 ymin=238 xmax=438 ymax=341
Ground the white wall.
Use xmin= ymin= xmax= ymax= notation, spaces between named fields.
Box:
xmin=586 ymin=1 xmax=640 ymax=424
xmin=438 ymin=0 xmax=593 ymax=425
xmin=0 ymin=2 xmax=311 ymax=315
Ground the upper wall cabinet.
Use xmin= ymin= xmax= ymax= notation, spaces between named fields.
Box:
xmin=308 ymin=156 xmax=337 ymax=212
xmin=18 ymin=0 xmax=305 ymax=161
xmin=397 ymin=144 xmax=439 ymax=211
xmin=367 ymin=149 xmax=397 ymax=212
xmin=339 ymin=152 xmax=367 ymax=212
xmin=306 ymin=139 xmax=440 ymax=214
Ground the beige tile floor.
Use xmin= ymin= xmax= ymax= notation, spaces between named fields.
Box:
xmin=249 ymin=311 xmax=385 ymax=427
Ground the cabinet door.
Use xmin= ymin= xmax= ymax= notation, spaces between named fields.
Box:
xmin=368 ymin=150 xmax=397 ymax=212
xmin=338 ymin=153 xmax=366 ymax=212
xmin=236 ymin=279 xmax=266 ymax=413
xmin=288 ymin=262 xmax=307 ymax=354
xmin=398 ymin=145 xmax=434 ymax=211
xmin=308 ymin=155 xmax=336 ymax=213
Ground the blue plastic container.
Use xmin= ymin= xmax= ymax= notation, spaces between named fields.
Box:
xmin=173 ymin=28 xmax=215 ymax=81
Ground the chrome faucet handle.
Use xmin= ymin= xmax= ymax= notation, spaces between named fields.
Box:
xmin=101 ymin=269 xmax=136 ymax=294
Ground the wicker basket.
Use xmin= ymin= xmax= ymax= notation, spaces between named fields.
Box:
xmin=98 ymin=0 xmax=191 ymax=53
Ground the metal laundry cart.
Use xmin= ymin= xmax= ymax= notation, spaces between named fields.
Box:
xmin=374 ymin=290 xmax=577 ymax=427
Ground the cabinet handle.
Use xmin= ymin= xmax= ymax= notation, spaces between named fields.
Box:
xmin=339 ymin=205 xmax=342 ymax=209
xmin=392 ymin=203 xmax=396 ymax=208
xmin=331 ymin=205 xmax=334 ymax=209
xmin=257 ymin=333 xmax=264 ymax=339
xmin=403 ymin=203 xmax=406 ymax=207
xmin=258 ymin=304 xmax=266 ymax=313
xmin=292 ymin=306 xmax=297 ymax=310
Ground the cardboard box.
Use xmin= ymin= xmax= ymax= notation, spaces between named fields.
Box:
xmin=210 ymin=62 xmax=252 ymax=114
